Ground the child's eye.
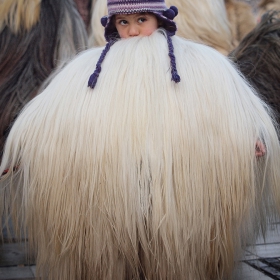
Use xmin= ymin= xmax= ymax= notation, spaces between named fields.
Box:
xmin=138 ymin=17 xmax=147 ymax=23
xmin=119 ymin=20 xmax=128 ymax=25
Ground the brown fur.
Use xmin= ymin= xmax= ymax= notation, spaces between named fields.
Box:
xmin=258 ymin=0 xmax=280 ymax=20
xmin=225 ymin=0 xmax=257 ymax=47
xmin=229 ymin=11 xmax=280 ymax=124
xmin=73 ymin=0 xmax=93 ymax=30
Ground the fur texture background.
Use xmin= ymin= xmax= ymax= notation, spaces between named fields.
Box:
xmin=73 ymin=0 xmax=93 ymax=31
xmin=1 ymin=30 xmax=280 ymax=279
xmin=0 ymin=0 xmax=41 ymax=33
xmin=258 ymin=0 xmax=280 ymax=19
xmin=225 ymin=0 xmax=257 ymax=47
xmin=88 ymin=0 xmax=107 ymax=46
xmin=0 ymin=0 xmax=88 ymax=160
xmin=230 ymin=11 xmax=280 ymax=124
xmin=88 ymin=0 xmax=234 ymax=54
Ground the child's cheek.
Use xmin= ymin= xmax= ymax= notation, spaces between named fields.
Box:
xmin=116 ymin=27 xmax=128 ymax=38
xmin=121 ymin=32 xmax=130 ymax=38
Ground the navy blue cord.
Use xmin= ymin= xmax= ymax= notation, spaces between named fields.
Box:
xmin=166 ymin=34 xmax=180 ymax=83
xmin=88 ymin=40 xmax=114 ymax=89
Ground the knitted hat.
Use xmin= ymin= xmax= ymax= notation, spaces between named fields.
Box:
xmin=88 ymin=0 xmax=180 ymax=88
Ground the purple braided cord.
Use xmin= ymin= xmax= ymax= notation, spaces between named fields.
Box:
xmin=166 ymin=34 xmax=180 ymax=83
xmin=88 ymin=35 xmax=180 ymax=89
xmin=88 ymin=41 xmax=114 ymax=88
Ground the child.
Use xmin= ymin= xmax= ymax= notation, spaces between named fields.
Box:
xmin=114 ymin=13 xmax=159 ymax=38
xmin=88 ymin=0 xmax=180 ymax=88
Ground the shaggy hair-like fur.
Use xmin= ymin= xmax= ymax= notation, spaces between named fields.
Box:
xmin=259 ymin=0 xmax=280 ymax=11
xmin=0 ymin=0 xmax=88 ymax=160
xmin=73 ymin=0 xmax=93 ymax=31
xmin=1 ymin=30 xmax=280 ymax=279
xmin=229 ymin=11 xmax=280 ymax=124
xmin=89 ymin=0 xmax=234 ymax=54
xmin=225 ymin=0 xmax=257 ymax=47
xmin=0 ymin=0 xmax=41 ymax=33
xmin=258 ymin=0 xmax=280 ymax=20
xmin=88 ymin=0 xmax=107 ymax=46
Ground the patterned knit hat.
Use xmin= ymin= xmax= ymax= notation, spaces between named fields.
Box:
xmin=88 ymin=0 xmax=180 ymax=88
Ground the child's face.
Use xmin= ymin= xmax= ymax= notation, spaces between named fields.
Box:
xmin=115 ymin=13 xmax=158 ymax=38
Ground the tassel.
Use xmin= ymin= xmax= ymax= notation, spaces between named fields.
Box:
xmin=166 ymin=33 xmax=180 ymax=83
xmin=88 ymin=41 xmax=114 ymax=89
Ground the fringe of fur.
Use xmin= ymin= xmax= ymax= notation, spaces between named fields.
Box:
xmin=258 ymin=0 xmax=280 ymax=19
xmin=0 ymin=0 xmax=88 ymax=160
xmin=0 ymin=0 xmax=41 ymax=34
xmin=89 ymin=0 xmax=234 ymax=54
xmin=53 ymin=0 xmax=89 ymax=65
xmin=88 ymin=0 xmax=108 ymax=46
xmin=225 ymin=0 xmax=257 ymax=47
xmin=1 ymin=30 xmax=280 ymax=279
xmin=73 ymin=0 xmax=93 ymax=31
xmin=229 ymin=11 xmax=280 ymax=125
xmin=259 ymin=0 xmax=280 ymax=8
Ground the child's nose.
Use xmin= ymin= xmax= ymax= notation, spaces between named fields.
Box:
xmin=128 ymin=24 xmax=140 ymax=37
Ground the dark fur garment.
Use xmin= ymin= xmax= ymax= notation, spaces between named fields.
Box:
xmin=0 ymin=0 xmax=88 ymax=160
xmin=229 ymin=11 xmax=280 ymax=124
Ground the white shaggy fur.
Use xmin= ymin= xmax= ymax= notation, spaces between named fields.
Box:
xmin=88 ymin=0 xmax=107 ymax=46
xmin=88 ymin=0 xmax=233 ymax=54
xmin=1 ymin=30 xmax=280 ymax=279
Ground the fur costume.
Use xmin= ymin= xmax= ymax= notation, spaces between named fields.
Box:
xmin=1 ymin=30 xmax=280 ymax=279
xmin=225 ymin=0 xmax=257 ymax=47
xmin=0 ymin=0 xmax=88 ymax=160
xmin=240 ymin=0 xmax=261 ymax=14
xmin=88 ymin=0 xmax=234 ymax=54
xmin=230 ymin=11 xmax=280 ymax=125
xmin=258 ymin=0 xmax=280 ymax=20
xmin=73 ymin=0 xmax=93 ymax=31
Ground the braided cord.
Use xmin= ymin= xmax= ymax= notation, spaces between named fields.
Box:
xmin=166 ymin=33 xmax=180 ymax=83
xmin=88 ymin=40 xmax=115 ymax=89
